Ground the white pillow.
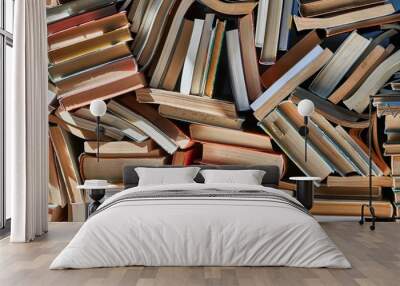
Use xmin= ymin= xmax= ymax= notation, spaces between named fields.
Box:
xmin=135 ymin=167 xmax=201 ymax=186
xmin=200 ymin=169 xmax=266 ymax=185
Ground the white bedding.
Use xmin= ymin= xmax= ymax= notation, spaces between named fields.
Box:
xmin=50 ymin=183 xmax=351 ymax=269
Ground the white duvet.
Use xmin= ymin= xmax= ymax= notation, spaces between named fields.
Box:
xmin=50 ymin=183 xmax=351 ymax=269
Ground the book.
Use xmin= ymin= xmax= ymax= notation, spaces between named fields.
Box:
xmin=259 ymin=108 xmax=333 ymax=181
xmin=309 ymin=112 xmax=370 ymax=176
xmin=49 ymin=126 xmax=83 ymax=204
xmin=49 ymin=114 xmax=99 ymax=140
xmin=49 ymin=42 xmax=131 ymax=83
xmin=226 ymin=29 xmax=250 ymax=112
xmin=328 ymin=45 xmax=386 ymax=104
xmin=74 ymin=108 xmax=149 ymax=142
xmin=251 ymin=46 xmax=333 ymax=120
xmin=299 ymin=0 xmax=386 ymax=18
xmin=344 ymin=49 xmax=400 ymax=113
xmin=132 ymin=0 xmax=177 ymax=68
xmin=198 ymin=0 xmax=257 ymax=15
xmin=311 ymin=200 xmax=393 ymax=217
xmin=324 ymin=11 xmax=400 ymax=37
xmin=255 ymin=0 xmax=268 ymax=48
xmin=201 ymin=143 xmax=286 ymax=178
xmin=191 ymin=14 xmax=215 ymax=96
xmin=48 ymin=25 xmax=132 ymax=65
xmin=278 ymin=101 xmax=358 ymax=176
xmin=136 ymin=88 xmax=238 ymax=119
xmin=89 ymin=149 xmax=164 ymax=158
xmin=47 ymin=12 xmax=129 ymax=50
xmin=336 ymin=125 xmax=382 ymax=176
xmin=180 ymin=19 xmax=204 ymax=95
xmin=56 ymin=56 xmax=138 ymax=96
xmin=128 ymin=0 xmax=150 ymax=33
xmin=315 ymin=185 xmax=382 ymax=200
xmin=393 ymin=176 xmax=400 ymax=188
xmin=158 ymin=104 xmax=244 ymax=130
xmin=150 ymin=0 xmax=195 ymax=88
xmin=327 ymin=176 xmax=392 ymax=188
xmin=172 ymin=146 xmax=200 ymax=166
xmin=309 ymin=31 xmax=370 ymax=99
xmin=161 ymin=19 xmax=194 ymax=91
xmin=204 ymin=20 xmax=226 ymax=98
xmin=49 ymin=139 xmax=68 ymax=208
xmin=79 ymin=154 xmax=168 ymax=183
xmin=84 ymin=140 xmax=156 ymax=155
xmin=294 ymin=4 xmax=395 ymax=31
xmin=260 ymin=30 xmax=321 ymax=89
xmin=348 ymin=128 xmax=391 ymax=175
xmin=290 ymin=87 xmax=370 ymax=129
xmin=46 ymin=0 xmax=122 ymax=24
xmin=260 ymin=0 xmax=283 ymax=65
xmin=47 ymin=5 xmax=118 ymax=35
xmin=58 ymin=62 xmax=146 ymax=111
xmin=238 ymin=14 xmax=261 ymax=102
xmin=116 ymin=94 xmax=193 ymax=149
xmin=346 ymin=29 xmax=396 ymax=77
xmin=392 ymin=155 xmax=400 ymax=176
xmin=387 ymin=133 xmax=400 ymax=144
xmin=383 ymin=143 xmax=400 ymax=155
xmin=278 ymin=0 xmax=294 ymax=51
xmin=107 ymin=100 xmax=179 ymax=154
xmin=189 ymin=124 xmax=273 ymax=151
xmin=55 ymin=110 xmax=125 ymax=140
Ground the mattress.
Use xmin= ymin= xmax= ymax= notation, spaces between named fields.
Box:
xmin=50 ymin=183 xmax=351 ymax=269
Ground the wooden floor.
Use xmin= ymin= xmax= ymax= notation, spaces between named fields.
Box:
xmin=0 ymin=222 xmax=399 ymax=286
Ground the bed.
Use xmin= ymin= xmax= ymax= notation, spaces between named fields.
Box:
xmin=50 ymin=165 xmax=351 ymax=269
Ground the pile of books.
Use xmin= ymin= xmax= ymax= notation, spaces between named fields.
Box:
xmin=47 ymin=0 xmax=400 ymax=221
xmin=379 ymin=75 xmax=400 ymax=216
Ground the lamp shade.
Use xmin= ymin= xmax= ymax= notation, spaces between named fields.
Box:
xmin=90 ymin=100 xmax=107 ymax=117
xmin=297 ymin=99 xmax=315 ymax=117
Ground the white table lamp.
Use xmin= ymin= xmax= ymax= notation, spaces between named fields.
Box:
xmin=297 ymin=99 xmax=315 ymax=162
xmin=90 ymin=100 xmax=107 ymax=162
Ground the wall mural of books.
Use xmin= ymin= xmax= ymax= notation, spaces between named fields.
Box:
xmin=46 ymin=0 xmax=400 ymax=221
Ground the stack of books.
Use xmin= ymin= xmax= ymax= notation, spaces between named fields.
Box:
xmin=47 ymin=0 xmax=400 ymax=220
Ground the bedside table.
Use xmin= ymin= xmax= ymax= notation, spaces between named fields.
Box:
xmin=77 ymin=181 xmax=119 ymax=217
xmin=289 ymin=177 xmax=321 ymax=210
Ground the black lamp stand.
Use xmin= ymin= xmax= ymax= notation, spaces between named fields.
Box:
xmin=95 ymin=116 xmax=105 ymax=162
xmin=359 ymin=96 xmax=376 ymax=230
xmin=298 ymin=116 xmax=309 ymax=162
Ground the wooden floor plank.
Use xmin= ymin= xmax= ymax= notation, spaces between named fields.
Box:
xmin=0 ymin=222 xmax=399 ymax=286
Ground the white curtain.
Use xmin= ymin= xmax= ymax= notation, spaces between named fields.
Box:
xmin=7 ymin=0 xmax=48 ymax=242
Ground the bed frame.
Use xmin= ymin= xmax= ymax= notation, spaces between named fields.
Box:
xmin=123 ymin=165 xmax=280 ymax=189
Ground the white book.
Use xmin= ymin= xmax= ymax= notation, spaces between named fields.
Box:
xmin=55 ymin=110 xmax=124 ymax=140
xmin=255 ymin=0 xmax=268 ymax=48
xmin=251 ymin=45 xmax=324 ymax=111
xmin=74 ymin=108 xmax=149 ymax=142
xmin=309 ymin=31 xmax=370 ymax=98
xmin=180 ymin=19 xmax=204 ymax=95
xmin=107 ymin=100 xmax=178 ymax=154
xmin=226 ymin=29 xmax=250 ymax=112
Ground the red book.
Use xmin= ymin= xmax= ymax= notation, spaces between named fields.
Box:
xmin=47 ymin=5 xmax=117 ymax=35
xmin=172 ymin=145 xmax=201 ymax=166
